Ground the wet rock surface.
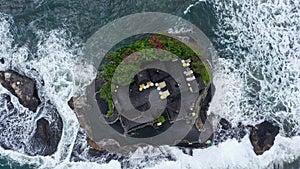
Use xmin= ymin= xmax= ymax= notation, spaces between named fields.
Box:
xmin=70 ymin=79 xmax=215 ymax=153
xmin=30 ymin=108 xmax=63 ymax=156
xmin=69 ymin=96 xmax=107 ymax=151
xmin=69 ymin=80 xmax=281 ymax=157
xmin=86 ymin=137 xmax=108 ymax=152
xmin=219 ymin=118 xmax=232 ymax=130
xmin=0 ymin=71 xmax=63 ymax=156
xmin=214 ymin=119 xmax=251 ymax=145
xmin=71 ymin=129 xmax=124 ymax=164
xmin=0 ymin=93 xmax=63 ymax=156
xmin=178 ymin=84 xmax=215 ymax=148
xmin=215 ymin=119 xmax=280 ymax=155
xmin=0 ymin=58 xmax=4 ymax=64
xmin=71 ymin=129 xmax=175 ymax=169
xmin=0 ymin=70 xmax=41 ymax=112
xmin=250 ymin=121 xmax=279 ymax=155
xmin=34 ymin=118 xmax=51 ymax=144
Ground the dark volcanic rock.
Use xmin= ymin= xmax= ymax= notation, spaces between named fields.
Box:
xmin=30 ymin=110 xmax=63 ymax=156
xmin=0 ymin=91 xmax=63 ymax=156
xmin=35 ymin=118 xmax=51 ymax=144
xmin=0 ymin=70 xmax=40 ymax=111
xmin=250 ymin=121 xmax=279 ymax=155
xmin=215 ymin=120 xmax=251 ymax=145
xmin=219 ymin=118 xmax=232 ymax=130
xmin=215 ymin=119 xmax=279 ymax=155
xmin=0 ymin=58 xmax=4 ymax=64
xmin=71 ymin=129 xmax=124 ymax=164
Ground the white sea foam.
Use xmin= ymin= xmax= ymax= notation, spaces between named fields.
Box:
xmin=211 ymin=0 xmax=300 ymax=135
xmin=0 ymin=13 xmax=13 ymax=71
xmin=53 ymin=160 xmax=121 ymax=169
xmin=174 ymin=0 xmax=300 ymax=168
xmin=207 ymin=58 xmax=245 ymax=126
xmin=0 ymin=13 xmax=96 ymax=168
xmin=183 ymin=0 xmax=207 ymax=14
xmin=26 ymin=29 xmax=96 ymax=163
xmin=145 ymin=135 xmax=300 ymax=169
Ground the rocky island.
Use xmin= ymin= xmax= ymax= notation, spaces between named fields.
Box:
xmin=0 ymin=34 xmax=280 ymax=159
xmin=70 ymin=33 xmax=280 ymax=156
xmin=71 ymin=33 xmax=215 ymax=154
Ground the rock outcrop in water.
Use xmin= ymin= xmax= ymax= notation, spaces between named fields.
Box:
xmin=0 ymin=70 xmax=40 ymax=112
xmin=34 ymin=118 xmax=51 ymax=144
xmin=30 ymin=114 xmax=63 ymax=156
xmin=70 ymin=129 xmax=124 ymax=165
xmin=215 ymin=119 xmax=279 ymax=155
xmin=0 ymin=70 xmax=63 ymax=156
xmin=214 ymin=118 xmax=251 ymax=145
xmin=250 ymin=121 xmax=279 ymax=155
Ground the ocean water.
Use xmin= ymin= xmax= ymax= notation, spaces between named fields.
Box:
xmin=0 ymin=0 xmax=299 ymax=169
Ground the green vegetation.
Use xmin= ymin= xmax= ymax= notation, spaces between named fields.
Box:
xmin=100 ymin=82 xmax=114 ymax=117
xmin=191 ymin=61 xmax=211 ymax=85
xmin=157 ymin=115 xmax=166 ymax=123
xmin=98 ymin=34 xmax=211 ymax=117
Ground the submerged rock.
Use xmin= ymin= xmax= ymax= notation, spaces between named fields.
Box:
xmin=250 ymin=121 xmax=279 ymax=155
xmin=214 ymin=119 xmax=251 ymax=145
xmin=0 ymin=58 xmax=4 ymax=64
xmin=0 ymin=70 xmax=40 ymax=111
xmin=219 ymin=118 xmax=232 ymax=130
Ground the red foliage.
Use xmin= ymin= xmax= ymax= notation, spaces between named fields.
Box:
xmin=149 ymin=35 xmax=163 ymax=51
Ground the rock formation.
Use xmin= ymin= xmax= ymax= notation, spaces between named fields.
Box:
xmin=0 ymin=70 xmax=40 ymax=112
xmin=216 ymin=118 xmax=279 ymax=155
xmin=0 ymin=70 xmax=63 ymax=156
xmin=30 ymin=113 xmax=63 ymax=156
xmin=250 ymin=121 xmax=279 ymax=155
